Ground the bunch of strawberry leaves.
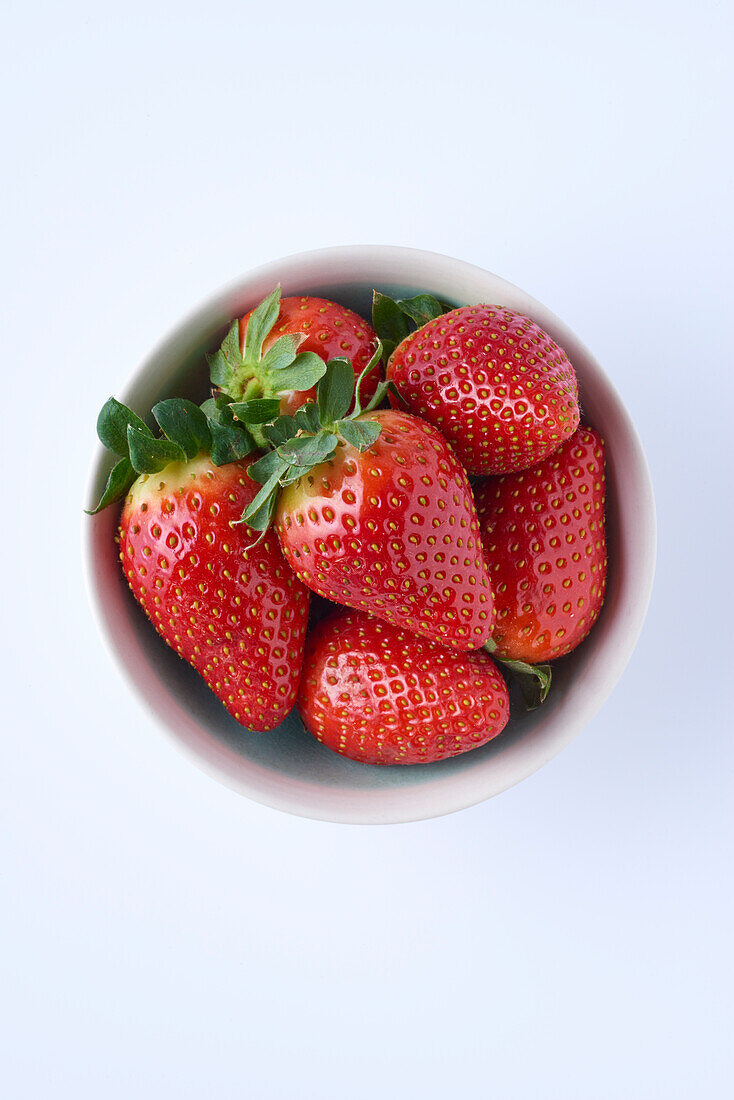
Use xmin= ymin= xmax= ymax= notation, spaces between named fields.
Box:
xmin=87 ymin=339 xmax=388 ymax=524
xmin=90 ymin=285 xmax=448 ymax=516
xmin=238 ymin=344 xmax=389 ymax=535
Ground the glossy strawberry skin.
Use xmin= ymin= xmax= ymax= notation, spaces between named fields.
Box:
xmin=298 ymin=610 xmax=510 ymax=765
xmin=475 ymin=426 xmax=606 ymax=663
xmin=387 ymin=305 xmax=580 ymax=475
xmin=275 ymin=409 xmax=495 ymax=651
xmin=239 ymin=295 xmax=381 ymax=415
xmin=119 ymin=453 xmax=310 ymax=731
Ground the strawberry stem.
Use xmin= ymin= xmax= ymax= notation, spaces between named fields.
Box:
xmin=484 ymin=639 xmax=552 ymax=710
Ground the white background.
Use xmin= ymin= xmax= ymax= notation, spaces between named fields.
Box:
xmin=2 ymin=1 xmax=733 ymax=1096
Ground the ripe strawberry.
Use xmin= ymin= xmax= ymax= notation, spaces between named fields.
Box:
xmin=298 ymin=609 xmax=510 ymax=764
xmin=475 ymin=426 xmax=606 ymax=663
xmin=383 ymin=301 xmax=580 ymax=475
xmin=239 ymin=293 xmax=381 ymax=415
xmin=207 ymin=287 xmax=381 ymax=436
xmin=277 ymin=408 xmax=495 ymax=651
xmin=89 ymin=396 xmax=310 ymax=731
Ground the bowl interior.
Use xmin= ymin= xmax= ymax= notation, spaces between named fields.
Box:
xmin=84 ymin=246 xmax=655 ymax=823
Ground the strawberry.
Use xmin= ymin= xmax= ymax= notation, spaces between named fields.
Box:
xmin=275 ymin=408 xmax=495 ymax=650
xmin=297 ymin=609 xmax=510 ymax=765
xmin=234 ymin=358 xmax=496 ymax=651
xmin=207 ymin=286 xmax=381 ymax=438
xmin=475 ymin=426 xmax=606 ymax=663
xmin=88 ymin=396 xmax=310 ymax=731
xmin=376 ymin=294 xmax=580 ymax=476
xmin=239 ymin=293 xmax=380 ymax=415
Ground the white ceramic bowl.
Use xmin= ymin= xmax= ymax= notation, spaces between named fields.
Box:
xmin=83 ymin=246 xmax=656 ymax=824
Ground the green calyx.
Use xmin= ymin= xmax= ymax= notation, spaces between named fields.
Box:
xmin=206 ymin=285 xmax=328 ymax=436
xmin=372 ymin=290 xmax=454 ymax=360
xmin=86 ymin=394 xmax=256 ymax=514
xmin=236 ymin=342 xmax=394 ymax=538
xmin=484 ymin=638 xmax=552 ymax=710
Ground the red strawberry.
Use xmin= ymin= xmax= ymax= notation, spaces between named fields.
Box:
xmin=274 ymin=408 xmax=496 ymax=651
xmin=475 ymin=426 xmax=606 ymax=663
xmin=207 ymin=287 xmax=381 ymax=436
xmin=89 ymin=397 xmax=310 ymax=731
xmin=239 ymin=294 xmax=380 ymax=415
xmin=385 ymin=303 xmax=580 ymax=475
xmin=298 ymin=609 xmax=510 ymax=764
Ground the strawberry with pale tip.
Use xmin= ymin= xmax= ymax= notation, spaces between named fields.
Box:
xmin=88 ymin=394 xmax=310 ymax=731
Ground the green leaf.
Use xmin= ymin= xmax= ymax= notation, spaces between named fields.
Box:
xmin=96 ymin=397 xmax=150 ymax=456
xmin=506 ymin=661 xmax=552 ymax=710
xmin=485 ymin=643 xmax=552 ymax=711
xmin=206 ymin=320 xmax=242 ymax=391
xmin=241 ymin=491 xmax=279 ymax=537
xmin=372 ymin=291 xmax=453 ymax=359
xmin=353 ymin=340 xmax=384 ymax=415
xmin=215 ymin=401 xmax=239 ymax=428
xmin=242 ymin=285 xmax=281 ymax=362
xmin=127 ymin=425 xmax=186 ymax=474
xmin=277 ymin=432 xmax=338 ymax=467
xmin=293 ymin=402 xmax=321 ymax=434
xmin=238 ymin=467 xmax=283 ymax=531
xmin=280 ymin=463 xmax=311 ymax=486
xmin=85 ymin=456 xmax=136 ymax=514
xmin=153 ymin=398 xmax=212 ymax=459
xmin=201 ymin=392 xmax=239 ymax=425
xmin=259 ymin=332 xmax=302 ymax=374
xmin=372 ymin=291 xmax=412 ymax=361
xmin=263 ymin=416 xmax=299 ymax=447
xmin=395 ymin=293 xmax=450 ymax=327
xmin=271 ymin=352 xmax=327 ymax=394
xmin=247 ymin=450 xmax=290 ymax=486
xmin=200 ymin=394 xmax=234 ymax=421
xmin=336 ymin=418 xmax=381 ymax=451
xmin=230 ymin=398 xmax=282 ymax=425
xmin=317 ymin=358 xmax=355 ymax=425
xmin=208 ymin=416 xmax=255 ymax=466
xmin=361 ymin=377 xmax=404 ymax=414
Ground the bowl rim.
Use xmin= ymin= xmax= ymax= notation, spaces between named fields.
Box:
xmin=82 ymin=244 xmax=657 ymax=824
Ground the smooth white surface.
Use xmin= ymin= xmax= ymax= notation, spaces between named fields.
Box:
xmin=84 ymin=246 xmax=656 ymax=823
xmin=2 ymin=1 xmax=733 ymax=1096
